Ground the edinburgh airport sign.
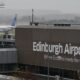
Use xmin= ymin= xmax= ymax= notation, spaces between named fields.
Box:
xmin=33 ymin=41 xmax=80 ymax=56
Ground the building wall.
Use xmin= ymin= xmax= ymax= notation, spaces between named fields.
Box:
xmin=0 ymin=48 xmax=17 ymax=73
xmin=15 ymin=26 xmax=80 ymax=71
xmin=0 ymin=48 xmax=17 ymax=63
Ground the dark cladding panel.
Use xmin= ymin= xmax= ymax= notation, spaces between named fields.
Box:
xmin=50 ymin=29 xmax=80 ymax=43
xmin=16 ymin=26 xmax=80 ymax=70
xmin=15 ymin=28 xmax=33 ymax=51
xmin=33 ymin=28 xmax=80 ymax=43
xmin=15 ymin=28 xmax=33 ymax=65
xmin=33 ymin=28 xmax=50 ymax=42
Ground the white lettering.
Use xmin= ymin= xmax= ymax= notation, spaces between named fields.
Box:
xmin=33 ymin=41 xmax=80 ymax=56
xmin=64 ymin=44 xmax=69 ymax=54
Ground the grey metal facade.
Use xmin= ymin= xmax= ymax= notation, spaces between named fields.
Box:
xmin=0 ymin=48 xmax=17 ymax=63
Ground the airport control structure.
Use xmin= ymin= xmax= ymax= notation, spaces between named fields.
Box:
xmin=0 ymin=33 xmax=17 ymax=74
xmin=1 ymin=24 xmax=80 ymax=80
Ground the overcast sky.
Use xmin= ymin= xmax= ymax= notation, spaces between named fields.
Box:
xmin=1 ymin=0 xmax=80 ymax=14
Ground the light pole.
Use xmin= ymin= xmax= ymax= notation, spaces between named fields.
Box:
xmin=47 ymin=52 xmax=49 ymax=80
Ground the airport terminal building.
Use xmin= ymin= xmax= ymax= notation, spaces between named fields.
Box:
xmin=15 ymin=25 xmax=80 ymax=80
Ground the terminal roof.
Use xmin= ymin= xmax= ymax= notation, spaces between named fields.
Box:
xmin=17 ymin=24 xmax=80 ymax=30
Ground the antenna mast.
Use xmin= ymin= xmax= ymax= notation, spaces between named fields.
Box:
xmin=32 ymin=9 xmax=34 ymax=24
